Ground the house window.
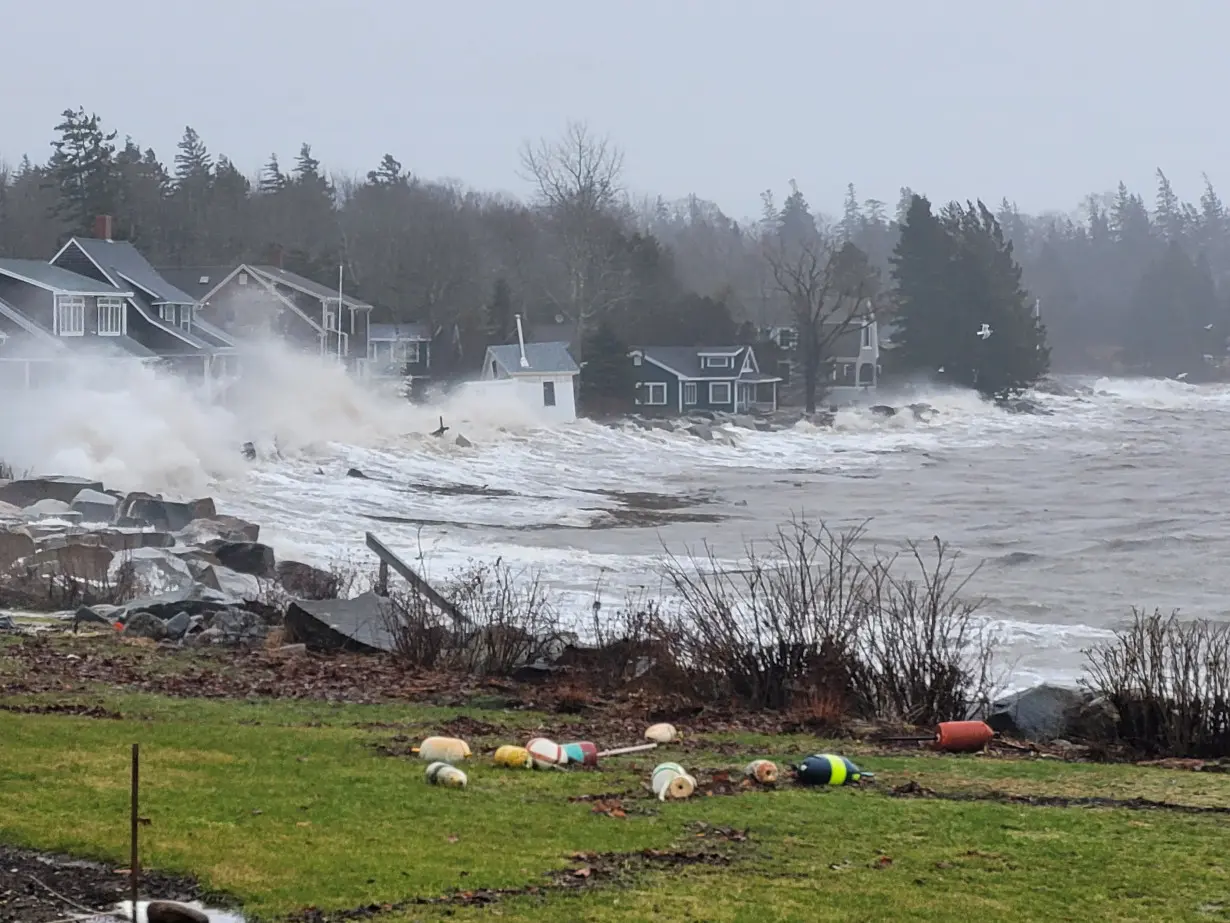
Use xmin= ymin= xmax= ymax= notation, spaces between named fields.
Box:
xmin=324 ymin=309 xmax=337 ymax=331
xmin=644 ymin=382 xmax=667 ymax=405
xmin=543 ymin=381 xmax=556 ymax=407
xmin=709 ymin=381 xmax=731 ymax=404
xmin=861 ymin=324 xmax=872 ymax=348
xmin=633 ymin=353 xmax=642 ymax=366
xmin=55 ymin=295 xmax=85 ymax=336
xmin=683 ymin=382 xmax=697 ymax=405
xmin=778 ymin=329 xmax=796 ymax=350
xmin=702 ymin=355 xmax=732 ymax=368
xmin=238 ymin=272 xmax=248 ymax=285
xmin=397 ymin=341 xmax=421 ymax=364
xmin=97 ymin=297 xmax=124 ymax=336
xmin=178 ymin=305 xmax=192 ymax=331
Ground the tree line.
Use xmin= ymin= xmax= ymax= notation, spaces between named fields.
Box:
xmin=5 ymin=107 xmax=1212 ymax=406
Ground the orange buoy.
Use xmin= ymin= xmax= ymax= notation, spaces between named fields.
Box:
xmin=933 ymin=720 xmax=994 ymax=753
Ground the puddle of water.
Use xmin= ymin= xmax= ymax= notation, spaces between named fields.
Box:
xmin=85 ymin=900 xmax=247 ymax=922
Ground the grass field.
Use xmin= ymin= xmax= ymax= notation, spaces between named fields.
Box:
xmin=2 ymin=686 xmax=1229 ymax=923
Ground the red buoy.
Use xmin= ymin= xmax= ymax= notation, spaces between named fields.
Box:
xmin=933 ymin=720 xmax=994 ymax=753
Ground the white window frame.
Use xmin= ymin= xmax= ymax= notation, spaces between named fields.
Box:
xmin=55 ymin=295 xmax=85 ymax=336
xmin=159 ymin=304 xmax=175 ymax=323
xmin=861 ymin=324 xmax=872 ymax=348
xmin=683 ymin=382 xmax=698 ymax=405
xmin=238 ymin=272 xmax=248 ymax=285
xmin=397 ymin=340 xmax=421 ymax=364
xmin=709 ymin=381 xmax=732 ymax=404
xmin=633 ymin=353 xmax=642 ymax=366
xmin=324 ymin=308 xmax=337 ymax=331
xmin=702 ymin=355 xmax=732 ymax=369
xmin=97 ymin=296 xmax=124 ymax=336
xmin=644 ymin=382 xmax=667 ymax=405
xmin=178 ymin=305 xmax=192 ymax=331
xmin=369 ymin=340 xmax=390 ymax=362
xmin=542 ymin=380 xmax=556 ymax=407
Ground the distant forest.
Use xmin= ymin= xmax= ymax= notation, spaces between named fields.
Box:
xmin=1 ymin=108 xmax=1224 ymax=376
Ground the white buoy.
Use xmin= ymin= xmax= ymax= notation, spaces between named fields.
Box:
xmin=644 ymin=722 xmax=677 ymax=743
xmin=526 ymin=737 xmax=567 ymax=769
xmin=416 ymin=736 xmax=472 ymax=764
xmin=651 ymin=762 xmax=696 ymax=801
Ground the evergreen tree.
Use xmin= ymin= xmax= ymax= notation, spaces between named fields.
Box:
xmin=891 ymin=195 xmax=1048 ymax=397
xmin=1155 ymin=169 xmax=1185 ymax=242
xmin=485 ymin=277 xmax=515 ymax=343
xmin=46 ymin=107 xmax=117 ymax=235
xmin=839 ymin=183 xmax=862 ymax=241
xmin=578 ymin=319 xmax=633 ymax=416
xmin=258 ymin=154 xmax=286 ymax=194
xmin=173 ymin=126 xmax=212 ymax=186
xmin=367 ymin=154 xmax=406 ymax=187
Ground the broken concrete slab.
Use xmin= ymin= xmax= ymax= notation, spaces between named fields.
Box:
xmin=118 ymin=494 xmax=206 ymax=532
xmin=284 ymin=592 xmax=397 ymax=654
xmin=71 ymin=488 xmax=119 ymax=523
xmin=119 ymin=584 xmax=240 ymax=620
xmin=176 ymin=516 xmax=260 ymax=545
xmin=204 ymin=539 xmax=275 ymax=577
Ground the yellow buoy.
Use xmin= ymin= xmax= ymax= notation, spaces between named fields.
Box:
xmin=493 ymin=745 xmax=533 ymax=768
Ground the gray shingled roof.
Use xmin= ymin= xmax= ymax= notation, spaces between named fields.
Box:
xmin=637 ymin=346 xmax=752 ymax=380
xmin=0 ymin=258 xmax=130 ymax=296
xmin=72 ymin=238 xmax=198 ymax=304
xmin=249 ymin=265 xmax=373 ymax=310
xmin=487 ymin=342 xmax=578 ymax=376
xmin=0 ymin=297 xmax=61 ymax=342
xmin=370 ymin=322 xmax=430 ymax=341
xmin=156 ymin=266 xmax=235 ymax=302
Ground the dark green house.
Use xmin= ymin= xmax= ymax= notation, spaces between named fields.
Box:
xmin=629 ymin=345 xmax=780 ymax=415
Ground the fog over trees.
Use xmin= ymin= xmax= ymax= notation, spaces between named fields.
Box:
xmin=2 ymin=108 xmax=1223 ymax=385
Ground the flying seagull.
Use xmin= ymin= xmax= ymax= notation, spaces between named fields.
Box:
xmin=1206 ymin=324 xmax=1215 ymax=330
xmin=1176 ymin=372 xmax=1189 ymax=381
xmin=976 ymin=324 xmax=993 ymax=340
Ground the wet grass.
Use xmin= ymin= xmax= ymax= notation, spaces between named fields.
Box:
xmin=1 ymin=693 xmax=1229 ymax=922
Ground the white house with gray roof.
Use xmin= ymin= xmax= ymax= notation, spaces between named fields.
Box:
xmin=476 ymin=338 xmax=579 ymax=424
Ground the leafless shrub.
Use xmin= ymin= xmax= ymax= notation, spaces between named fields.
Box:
xmin=0 ymin=460 xmax=13 ymax=480
xmin=558 ymin=584 xmax=683 ymax=692
xmin=660 ymin=518 xmax=874 ymax=711
xmin=386 ymin=558 xmax=565 ymax=677
xmin=1083 ymin=608 xmax=1230 ymax=758
xmin=0 ymin=548 xmax=138 ymax=612
xmin=856 ymin=539 xmax=997 ymax=726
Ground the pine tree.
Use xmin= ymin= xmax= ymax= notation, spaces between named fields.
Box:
xmin=485 ymin=278 xmax=515 ymax=343
xmin=839 ymin=183 xmax=862 ymax=241
xmin=1154 ymin=169 xmax=1185 ymax=242
xmin=891 ymin=196 xmax=1048 ymax=397
xmin=46 ymin=107 xmax=118 ymax=234
xmin=173 ymin=126 xmax=212 ymax=186
xmin=578 ymin=319 xmax=633 ymax=416
xmin=258 ymin=154 xmax=286 ymax=194
xmin=367 ymin=154 xmax=406 ymax=187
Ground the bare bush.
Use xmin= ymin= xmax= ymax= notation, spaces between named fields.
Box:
xmin=660 ymin=518 xmax=874 ymax=711
xmin=559 ymin=585 xmax=683 ymax=691
xmin=0 ymin=549 xmax=138 ymax=612
xmin=1083 ymin=608 xmax=1230 ymax=758
xmin=387 ymin=559 xmax=566 ymax=677
xmin=660 ymin=518 xmax=996 ymax=719
xmin=856 ymin=539 xmax=997 ymax=726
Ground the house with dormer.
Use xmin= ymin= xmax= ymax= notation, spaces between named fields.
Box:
xmin=47 ymin=217 xmax=235 ymax=382
xmin=629 ymin=345 xmax=781 ymax=415
xmin=167 ymin=261 xmax=371 ymax=369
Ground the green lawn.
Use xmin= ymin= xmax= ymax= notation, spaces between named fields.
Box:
xmin=2 ymin=692 xmax=1229 ymax=922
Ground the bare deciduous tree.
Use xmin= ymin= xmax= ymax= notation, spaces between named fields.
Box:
xmin=520 ymin=121 xmax=631 ymax=352
xmin=764 ymin=230 xmax=876 ymax=414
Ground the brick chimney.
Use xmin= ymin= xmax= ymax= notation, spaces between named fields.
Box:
xmin=93 ymin=215 xmax=114 ymax=241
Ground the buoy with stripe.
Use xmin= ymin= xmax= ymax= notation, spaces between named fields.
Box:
xmin=794 ymin=753 xmax=873 ymax=786
xmin=651 ymin=761 xmax=696 ymax=800
xmin=526 ymin=737 xmax=568 ymax=769
xmin=425 ymin=761 xmax=467 ymax=788
xmin=562 ymin=741 xmax=599 ymax=767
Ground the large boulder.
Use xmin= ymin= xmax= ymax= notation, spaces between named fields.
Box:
xmin=177 ymin=515 xmax=260 ymax=544
xmin=200 ymin=608 xmax=268 ymax=646
xmin=0 ymin=476 xmax=103 ymax=508
xmin=70 ymin=488 xmax=119 ymax=523
xmin=31 ymin=542 xmax=114 ymax=580
xmin=23 ymin=498 xmax=73 ymax=518
xmin=0 ymin=500 xmax=23 ymax=521
xmin=117 ymin=493 xmax=210 ymax=532
xmin=0 ymin=530 xmax=34 ymax=571
xmin=276 ymin=560 xmax=340 ymax=600
xmin=115 ymin=547 xmax=197 ymax=595
xmin=123 ymin=611 xmax=167 ymax=641
xmin=118 ymin=584 xmax=240 ymax=620
xmin=204 ymin=539 xmax=275 ymax=577
xmin=146 ymin=900 xmax=210 ymax=923
xmin=985 ymin=684 xmax=1087 ymax=741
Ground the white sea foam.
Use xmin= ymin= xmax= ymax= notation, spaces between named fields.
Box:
xmin=0 ymin=348 xmax=1220 ymax=687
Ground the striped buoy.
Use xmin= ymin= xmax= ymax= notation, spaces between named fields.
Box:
xmin=795 ymin=753 xmax=872 ymax=786
xmin=526 ymin=737 xmax=567 ymax=769
xmin=561 ymin=741 xmax=599 ymax=767
xmin=425 ymin=761 xmax=467 ymax=788
xmin=651 ymin=761 xmax=696 ymax=800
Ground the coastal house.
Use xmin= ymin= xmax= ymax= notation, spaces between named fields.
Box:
xmin=822 ymin=318 xmax=881 ymax=397
xmin=629 ymin=345 xmax=781 ymax=415
xmin=476 ymin=331 xmax=579 ymax=424
xmin=167 ymin=261 xmax=372 ymax=369
xmin=48 ymin=217 xmax=235 ymax=384
xmin=367 ymin=322 xmax=432 ymax=380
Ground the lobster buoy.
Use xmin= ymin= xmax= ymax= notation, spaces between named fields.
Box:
xmin=645 ymin=723 xmax=677 ymax=744
xmin=425 ymin=761 xmax=467 ymax=788
xmin=416 ymin=736 xmax=471 ymax=764
xmin=562 ymin=741 xmax=599 ymax=767
xmin=526 ymin=737 xmax=567 ymax=769
xmin=933 ymin=720 xmax=994 ymax=753
xmin=651 ymin=762 xmax=696 ymax=800
xmin=795 ymin=754 xmax=873 ymax=786
xmin=744 ymin=759 xmax=780 ymax=784
xmin=493 ymin=745 xmax=533 ymax=768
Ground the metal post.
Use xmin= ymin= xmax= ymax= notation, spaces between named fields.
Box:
xmin=130 ymin=743 xmax=140 ymax=914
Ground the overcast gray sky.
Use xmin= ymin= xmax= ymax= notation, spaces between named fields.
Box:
xmin=4 ymin=0 xmax=1224 ymax=220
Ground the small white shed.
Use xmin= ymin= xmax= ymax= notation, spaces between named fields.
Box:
xmin=478 ymin=340 xmax=579 ymax=424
